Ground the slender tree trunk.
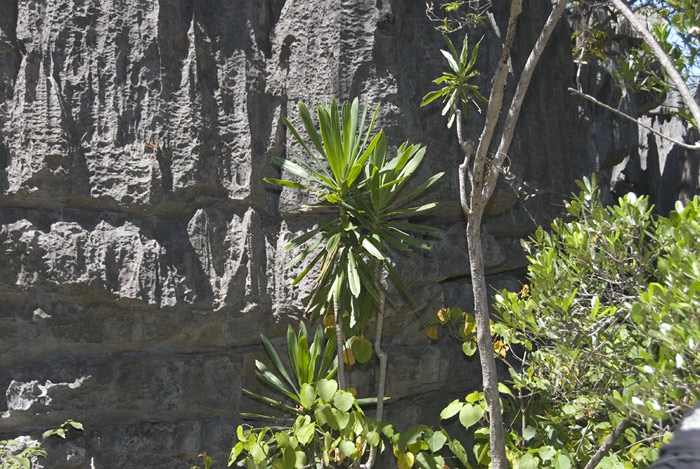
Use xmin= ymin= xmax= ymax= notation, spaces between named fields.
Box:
xmin=456 ymin=4 xmax=567 ymax=468
xmin=333 ymin=297 xmax=346 ymax=390
xmin=362 ymin=263 xmax=387 ymax=469
xmin=466 ymin=206 xmax=508 ymax=469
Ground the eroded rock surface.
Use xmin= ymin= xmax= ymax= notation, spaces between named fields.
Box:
xmin=1 ymin=0 xmax=697 ymax=467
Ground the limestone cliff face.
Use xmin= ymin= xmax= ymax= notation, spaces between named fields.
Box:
xmin=0 ymin=0 xmax=697 ymax=467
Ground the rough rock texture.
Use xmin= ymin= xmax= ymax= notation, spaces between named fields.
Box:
xmin=0 ymin=0 xmax=697 ymax=467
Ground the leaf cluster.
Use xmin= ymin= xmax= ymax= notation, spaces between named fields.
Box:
xmin=267 ymin=98 xmax=443 ymax=341
xmin=490 ymin=177 xmax=700 ymax=467
xmin=231 ymin=324 xmax=456 ymax=469
xmin=421 ymin=34 xmax=487 ymax=128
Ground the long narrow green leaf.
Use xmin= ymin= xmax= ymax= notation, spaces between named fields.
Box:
xmin=275 ymin=158 xmax=319 ymax=184
xmin=292 ymin=250 xmax=324 ymax=286
xmin=242 ymin=388 xmax=299 ymax=414
xmin=459 ymin=34 xmax=469 ymax=69
xmin=285 ymin=147 xmax=336 ymax=190
xmin=362 ymin=238 xmax=385 ymax=260
xmin=255 ymin=360 xmax=299 ymax=403
xmin=308 ymin=326 xmax=324 ymax=382
xmin=443 ymin=33 xmax=459 ymax=63
xmin=317 ymin=105 xmax=342 ymax=181
xmin=442 ymin=90 xmax=458 ymax=116
xmin=393 ymin=221 xmax=441 ymax=233
xmin=389 ymin=202 xmax=438 ymax=216
xmin=297 ymin=334 xmax=310 ymax=384
xmin=330 ymin=268 xmax=346 ymax=304
xmin=282 ymin=114 xmax=320 ymax=162
xmin=392 ymin=172 xmax=444 ymax=208
xmin=285 ymin=237 xmax=323 ymax=270
xmin=359 ymin=104 xmax=381 ymax=159
xmin=348 ymin=131 xmax=383 ymax=187
xmin=385 ymin=260 xmax=413 ymax=302
xmin=441 ymin=49 xmax=460 ymax=74
xmin=347 ymin=252 xmax=361 ymax=298
xmin=397 ymin=147 xmax=426 ymax=181
xmin=421 ymin=89 xmax=447 ymax=107
xmin=318 ymin=333 xmax=337 ymax=379
xmin=263 ymin=178 xmax=314 ymax=191
xmin=466 ymin=37 xmax=483 ymax=73
xmin=287 ymin=327 xmax=301 ymax=387
xmin=285 ymin=226 xmax=323 ymax=251
xmin=297 ymin=102 xmax=326 ymax=157
xmin=326 ymin=231 xmax=341 ymax=254
xmin=260 ymin=333 xmax=299 ymax=394
xmin=355 ymin=259 xmax=381 ymax=304
xmin=342 ymin=99 xmax=359 ymax=166
xmin=329 ymin=100 xmax=345 ymax=179
xmin=386 ymin=227 xmax=431 ymax=250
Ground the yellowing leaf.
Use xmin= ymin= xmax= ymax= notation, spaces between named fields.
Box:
xmin=518 ymin=284 xmax=530 ymax=299
xmin=436 ymin=308 xmax=451 ymax=324
xmin=494 ymin=340 xmax=508 ymax=358
xmin=346 ymin=387 xmax=357 ymax=397
xmin=323 ymin=314 xmax=335 ymax=329
xmin=463 ymin=316 xmax=476 ymax=336
xmin=343 ymin=348 xmax=356 ymax=366
xmin=427 ymin=327 xmax=438 ymax=340
xmin=394 ymin=448 xmax=415 ymax=469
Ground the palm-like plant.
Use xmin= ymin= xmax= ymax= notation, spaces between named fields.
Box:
xmin=421 ymin=34 xmax=487 ymax=128
xmin=266 ymin=98 xmax=442 ymax=390
xmin=243 ymin=323 xmax=337 ymax=416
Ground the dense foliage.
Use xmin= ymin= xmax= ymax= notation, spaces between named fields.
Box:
xmin=435 ymin=178 xmax=699 ymax=468
xmin=229 ymin=324 xmax=455 ymax=469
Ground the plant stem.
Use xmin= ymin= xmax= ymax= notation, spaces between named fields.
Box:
xmin=362 ymin=263 xmax=387 ymax=469
xmin=334 ymin=296 xmax=346 ymax=391
xmin=584 ymin=418 xmax=631 ymax=469
xmin=466 ymin=207 xmax=508 ymax=469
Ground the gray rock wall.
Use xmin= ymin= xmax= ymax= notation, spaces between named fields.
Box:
xmin=0 ymin=0 xmax=697 ymax=467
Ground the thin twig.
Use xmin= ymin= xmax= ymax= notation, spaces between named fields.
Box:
xmin=584 ymin=418 xmax=631 ymax=469
xmin=568 ymin=87 xmax=700 ymax=150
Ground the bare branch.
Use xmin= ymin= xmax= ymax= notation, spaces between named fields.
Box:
xmin=472 ymin=0 xmax=522 ymax=196
xmin=485 ymin=0 xmax=569 ymax=199
xmin=568 ymin=87 xmax=700 ymax=150
xmin=610 ymin=0 xmax=700 ymax=127
xmin=584 ymin=418 xmax=631 ymax=469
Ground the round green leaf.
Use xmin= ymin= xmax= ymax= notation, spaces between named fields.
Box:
xmin=366 ymin=430 xmax=380 ymax=446
xmin=339 ymin=439 xmax=356 ymax=457
xmin=519 ymin=453 xmax=540 ymax=469
xmin=425 ymin=430 xmax=447 ymax=452
xmin=317 ymin=379 xmax=338 ymax=403
xmin=276 ymin=432 xmax=290 ymax=448
xmin=299 ymin=383 xmax=317 ymax=409
xmin=351 ymin=337 xmax=373 ymax=364
xmin=462 ymin=341 xmax=477 ymax=357
xmin=333 ymin=390 xmax=355 ymax=412
xmin=332 ymin=409 xmax=351 ymax=430
xmin=458 ymin=403 xmax=484 ymax=430
xmin=554 ymin=454 xmax=572 ymax=469
xmin=522 ymin=426 xmax=536 ymax=442
xmin=538 ymin=445 xmax=555 ymax=461
xmin=440 ymin=399 xmax=464 ymax=419
xmin=295 ymin=421 xmax=315 ymax=445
